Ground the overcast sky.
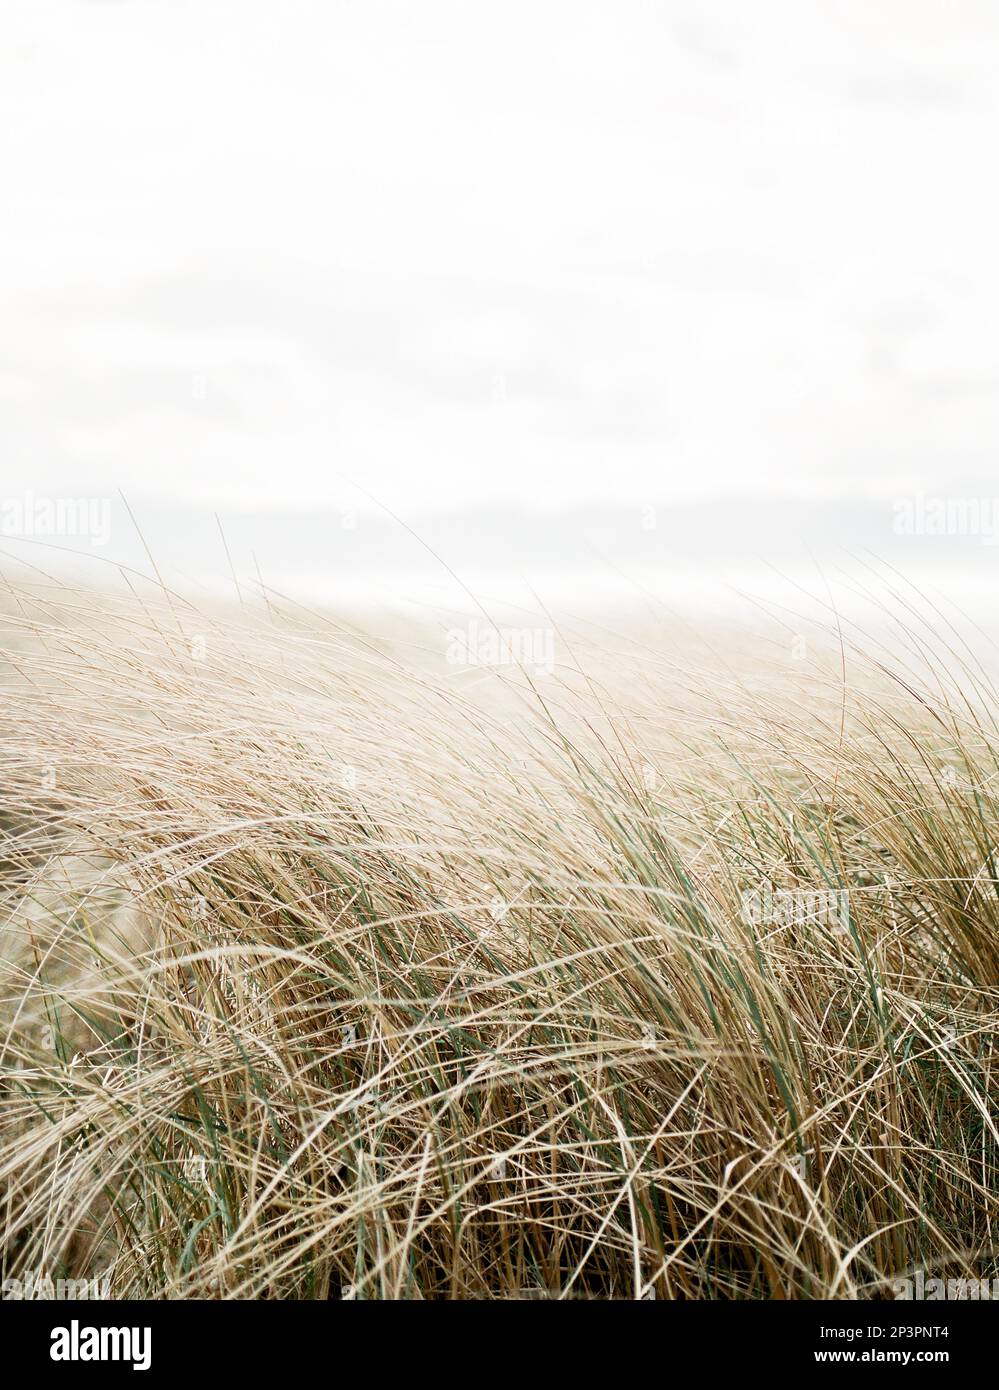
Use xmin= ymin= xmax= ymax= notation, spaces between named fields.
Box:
xmin=2 ymin=1 xmax=998 ymax=602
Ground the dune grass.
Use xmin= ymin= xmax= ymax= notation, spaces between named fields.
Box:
xmin=0 ymin=579 xmax=997 ymax=1299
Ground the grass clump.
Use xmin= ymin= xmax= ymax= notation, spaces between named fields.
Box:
xmin=1 ymin=581 xmax=997 ymax=1298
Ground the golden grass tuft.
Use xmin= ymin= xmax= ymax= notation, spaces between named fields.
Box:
xmin=1 ymin=580 xmax=997 ymax=1298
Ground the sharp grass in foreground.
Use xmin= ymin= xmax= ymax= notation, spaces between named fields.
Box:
xmin=0 ymin=581 xmax=997 ymax=1299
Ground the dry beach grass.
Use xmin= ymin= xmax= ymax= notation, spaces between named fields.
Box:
xmin=1 ymin=578 xmax=997 ymax=1299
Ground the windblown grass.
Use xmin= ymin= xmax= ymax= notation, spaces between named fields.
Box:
xmin=1 ymin=579 xmax=997 ymax=1298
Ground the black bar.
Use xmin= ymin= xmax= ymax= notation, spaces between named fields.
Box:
xmin=2 ymin=1297 xmax=990 ymax=1376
